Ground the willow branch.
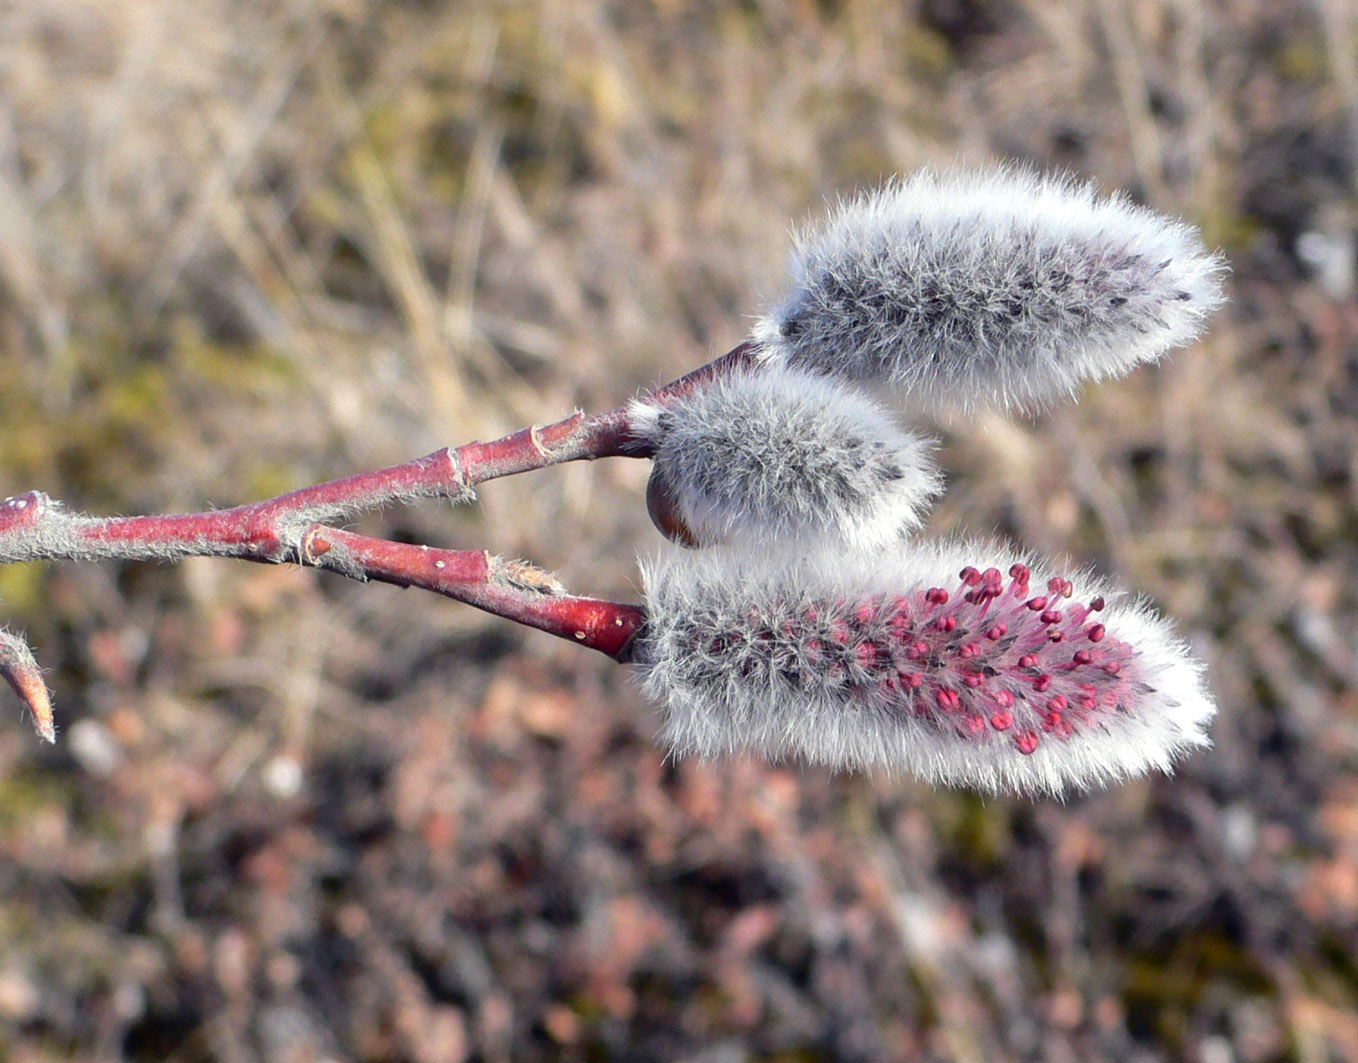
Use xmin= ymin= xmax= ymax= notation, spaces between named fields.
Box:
xmin=300 ymin=528 xmax=645 ymax=661
xmin=0 ymin=345 xmax=758 ymax=739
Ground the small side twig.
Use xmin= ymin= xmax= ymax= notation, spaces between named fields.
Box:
xmin=0 ymin=631 xmax=53 ymax=742
xmin=300 ymin=529 xmax=646 ymax=661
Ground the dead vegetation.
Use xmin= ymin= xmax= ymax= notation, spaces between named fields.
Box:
xmin=0 ymin=1 xmax=1355 ymax=1060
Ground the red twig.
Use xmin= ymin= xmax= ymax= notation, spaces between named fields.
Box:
xmin=0 ymin=342 xmax=760 ymax=568
xmin=300 ymin=528 xmax=646 ymax=662
xmin=0 ymin=342 xmax=759 ymax=737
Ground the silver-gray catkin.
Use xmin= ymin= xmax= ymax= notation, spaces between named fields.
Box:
xmin=630 ymin=365 xmax=941 ymax=551
xmin=754 ymin=167 xmax=1228 ymax=413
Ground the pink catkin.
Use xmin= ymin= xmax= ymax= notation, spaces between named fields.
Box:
xmin=693 ymin=566 xmax=1125 ymax=755
xmin=637 ymin=541 xmax=1216 ymax=795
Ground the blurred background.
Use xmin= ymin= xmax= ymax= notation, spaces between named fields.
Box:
xmin=0 ymin=1 xmax=1355 ymax=1060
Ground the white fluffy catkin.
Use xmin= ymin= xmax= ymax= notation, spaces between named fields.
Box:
xmin=753 ymin=167 xmax=1228 ymax=412
xmin=630 ymin=365 xmax=941 ymax=551
xmin=635 ymin=540 xmax=1215 ymax=796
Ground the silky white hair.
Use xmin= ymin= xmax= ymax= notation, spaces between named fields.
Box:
xmin=634 ymin=539 xmax=1216 ymax=797
xmin=753 ymin=167 xmax=1228 ymax=413
xmin=630 ymin=364 xmax=941 ymax=551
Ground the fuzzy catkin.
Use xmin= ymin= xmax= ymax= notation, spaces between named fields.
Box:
xmin=754 ymin=167 xmax=1228 ymax=413
xmin=630 ymin=365 xmax=941 ymax=550
xmin=635 ymin=540 xmax=1215 ymax=796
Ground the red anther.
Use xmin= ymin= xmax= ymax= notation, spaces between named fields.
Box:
xmin=936 ymin=615 xmax=957 ymax=633
xmin=990 ymin=711 xmax=1013 ymax=731
xmin=1062 ymin=580 xmax=1074 ymax=597
xmin=855 ymin=641 xmax=880 ymax=670
xmin=1040 ymin=609 xmax=1063 ymax=625
xmin=1041 ymin=712 xmax=1061 ymax=732
xmin=1078 ymin=682 xmax=1099 ymax=695
xmin=1014 ymin=730 xmax=1040 ymax=755
xmin=805 ymin=637 xmax=823 ymax=655
xmin=985 ymin=622 xmax=1008 ymax=640
xmin=901 ymin=671 xmax=923 ymax=689
xmin=1047 ymin=631 xmax=1065 ymax=643
xmin=961 ymin=715 xmax=987 ymax=736
xmin=1089 ymin=596 xmax=1105 ymax=611
xmin=1017 ymin=654 xmax=1038 ymax=669
xmin=1048 ymin=576 xmax=1065 ymax=595
xmin=1072 ymin=649 xmax=1093 ymax=665
xmin=855 ymin=603 xmax=876 ymax=625
xmin=1032 ymin=674 xmax=1053 ymax=692
xmin=830 ymin=620 xmax=850 ymax=644
xmin=925 ymin=587 xmax=949 ymax=605
xmin=936 ymin=688 xmax=961 ymax=711
xmin=981 ymin=567 xmax=1003 ymax=586
xmin=915 ymin=640 xmax=930 ymax=656
xmin=959 ymin=566 xmax=982 ymax=585
xmin=1080 ymin=696 xmax=1098 ymax=712
xmin=1103 ymin=661 xmax=1121 ymax=676
xmin=992 ymin=688 xmax=1015 ymax=709
xmin=963 ymin=673 xmax=986 ymax=688
xmin=958 ymin=642 xmax=981 ymax=659
xmin=1087 ymin=623 xmax=1106 ymax=642
xmin=804 ymin=606 xmax=820 ymax=623
xmin=1047 ymin=694 xmax=1068 ymax=712
xmin=1026 ymin=596 xmax=1049 ymax=611
xmin=1009 ymin=563 xmax=1030 ymax=583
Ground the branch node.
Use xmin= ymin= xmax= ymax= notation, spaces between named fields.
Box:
xmin=0 ymin=491 xmax=48 ymax=535
xmin=443 ymin=448 xmax=475 ymax=504
xmin=494 ymin=557 xmax=567 ymax=596
xmin=301 ymin=528 xmax=332 ymax=564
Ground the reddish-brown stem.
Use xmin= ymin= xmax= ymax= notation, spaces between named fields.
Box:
xmin=301 ymin=528 xmax=647 ymax=662
xmin=0 ymin=343 xmax=762 ymax=735
xmin=5 ymin=341 xmax=763 ymax=567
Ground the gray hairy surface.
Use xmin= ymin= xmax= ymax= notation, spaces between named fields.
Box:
xmin=631 ymin=365 xmax=941 ymax=550
xmin=0 ymin=481 xmax=478 ymax=567
xmin=635 ymin=540 xmax=1216 ymax=796
xmin=754 ymin=167 xmax=1228 ymax=413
